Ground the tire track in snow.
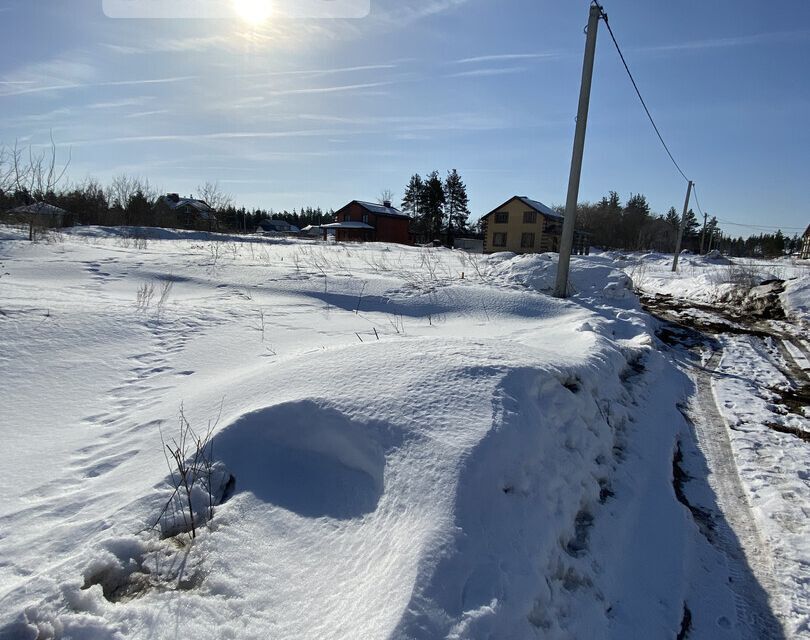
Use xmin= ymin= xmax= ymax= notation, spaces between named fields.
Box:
xmin=686 ymin=347 xmax=787 ymax=640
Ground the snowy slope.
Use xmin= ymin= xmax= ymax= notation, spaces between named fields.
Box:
xmin=0 ymin=230 xmax=747 ymax=639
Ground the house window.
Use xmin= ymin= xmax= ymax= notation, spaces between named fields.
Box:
xmin=362 ymin=214 xmax=369 ymax=224
xmin=492 ymin=232 xmax=507 ymax=247
xmin=523 ymin=211 xmax=537 ymax=224
xmin=344 ymin=213 xmax=352 ymax=222
xmin=494 ymin=212 xmax=509 ymax=224
xmin=521 ymin=232 xmax=535 ymax=248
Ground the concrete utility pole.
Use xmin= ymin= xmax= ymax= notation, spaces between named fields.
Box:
xmin=554 ymin=3 xmax=601 ymax=298
xmin=671 ymin=180 xmax=693 ymax=272
xmin=699 ymin=211 xmax=708 ymax=254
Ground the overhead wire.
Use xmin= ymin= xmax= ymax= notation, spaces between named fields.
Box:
xmin=695 ymin=185 xmax=802 ymax=232
xmin=589 ymin=2 xmax=800 ymax=236
xmin=691 ymin=184 xmax=704 ymax=217
xmin=591 ymin=1 xmax=690 ymax=184
xmin=714 ymin=219 xmax=805 ymax=232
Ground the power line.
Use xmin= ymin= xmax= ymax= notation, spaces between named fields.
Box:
xmin=592 ymin=2 xmax=690 ymax=183
xmin=715 ymin=219 xmax=805 ymax=231
xmin=691 ymin=184 xmax=704 ymax=217
xmin=589 ymin=3 xmax=805 ymax=238
xmin=695 ymin=186 xmax=803 ymax=232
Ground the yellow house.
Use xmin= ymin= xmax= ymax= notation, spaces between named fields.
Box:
xmin=481 ymin=196 xmax=563 ymax=254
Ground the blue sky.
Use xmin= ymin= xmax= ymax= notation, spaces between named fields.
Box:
xmin=1 ymin=0 xmax=808 ymax=234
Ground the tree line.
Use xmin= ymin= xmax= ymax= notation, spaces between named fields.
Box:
xmin=571 ymin=191 xmax=803 ymax=258
xmin=1 ymin=141 xmax=800 ymax=254
xmin=0 ymin=152 xmax=333 ymax=233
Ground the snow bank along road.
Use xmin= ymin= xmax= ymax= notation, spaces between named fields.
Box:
xmin=0 ymin=227 xmax=805 ymax=639
xmin=637 ymin=254 xmax=810 ymax=639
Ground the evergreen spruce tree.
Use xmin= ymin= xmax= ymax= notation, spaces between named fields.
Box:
xmin=401 ymin=174 xmax=424 ymax=219
xmin=664 ymin=206 xmax=680 ymax=229
xmin=422 ymin=170 xmax=446 ymax=241
xmin=443 ymin=169 xmax=471 ymax=245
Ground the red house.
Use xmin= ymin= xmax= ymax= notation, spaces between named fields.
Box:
xmin=325 ymin=200 xmax=412 ymax=245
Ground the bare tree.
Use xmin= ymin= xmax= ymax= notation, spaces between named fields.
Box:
xmin=3 ymin=134 xmax=72 ymax=240
xmin=107 ymin=174 xmax=148 ymax=210
xmin=197 ymin=181 xmax=232 ymax=211
xmin=378 ymin=188 xmax=395 ymax=205
xmin=0 ymin=145 xmax=16 ymax=192
xmin=3 ymin=134 xmax=71 ymax=198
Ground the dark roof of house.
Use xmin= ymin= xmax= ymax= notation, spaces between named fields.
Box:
xmin=258 ymin=219 xmax=300 ymax=233
xmin=482 ymin=196 xmax=563 ymax=221
xmin=348 ymin=200 xmax=410 ymax=219
xmin=9 ymin=202 xmax=67 ymax=216
xmin=156 ymin=195 xmax=216 ymax=220
xmin=158 ymin=195 xmax=213 ymax=212
xmin=804 ymin=224 xmax=810 ymax=238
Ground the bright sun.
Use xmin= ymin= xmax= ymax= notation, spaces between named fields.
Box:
xmin=232 ymin=0 xmax=272 ymax=25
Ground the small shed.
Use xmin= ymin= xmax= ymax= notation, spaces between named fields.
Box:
xmin=8 ymin=202 xmax=67 ymax=227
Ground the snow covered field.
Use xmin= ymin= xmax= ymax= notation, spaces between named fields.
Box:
xmin=0 ymin=227 xmax=804 ymax=638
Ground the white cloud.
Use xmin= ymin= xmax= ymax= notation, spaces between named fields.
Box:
xmin=453 ymin=53 xmax=560 ymax=64
xmin=447 ymin=66 xmax=528 ymax=79
xmin=635 ymin=30 xmax=810 ymax=54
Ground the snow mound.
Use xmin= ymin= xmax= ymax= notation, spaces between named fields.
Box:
xmin=487 ymin=253 xmax=634 ymax=300
xmin=781 ymin=276 xmax=810 ymax=324
xmin=702 ymin=249 xmax=732 ymax=264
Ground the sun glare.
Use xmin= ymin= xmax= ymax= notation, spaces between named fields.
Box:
xmin=233 ymin=0 xmax=272 ymax=25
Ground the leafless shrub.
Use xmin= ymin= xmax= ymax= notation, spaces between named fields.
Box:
xmin=625 ymin=259 xmax=648 ymax=290
xmin=136 ymin=282 xmax=155 ymax=310
xmin=156 ymin=404 xmax=224 ymax=540
xmin=361 ymin=252 xmax=392 ymax=272
xmin=133 ymin=233 xmax=148 ymax=251
xmin=355 ymin=281 xmax=367 ymax=314
xmin=250 ymin=307 xmax=267 ymax=341
xmin=208 ymin=240 xmax=222 ymax=269
xmin=712 ymin=262 xmax=761 ymax=290
xmin=389 ymin=314 xmax=405 ymax=334
xmin=115 ymin=229 xmax=149 ymax=250
xmin=458 ymin=251 xmax=489 ymax=282
xmin=155 ymin=280 xmax=174 ymax=320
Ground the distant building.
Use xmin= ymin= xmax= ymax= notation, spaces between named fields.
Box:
xmin=481 ymin=196 xmax=565 ymax=254
xmin=257 ymin=219 xmax=300 ymax=235
xmin=7 ymin=202 xmax=68 ymax=227
xmin=325 ymin=200 xmax=412 ymax=244
xmin=155 ymin=194 xmax=216 ymax=231
xmin=802 ymin=224 xmax=810 ymax=260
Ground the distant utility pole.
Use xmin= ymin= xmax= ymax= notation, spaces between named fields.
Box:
xmin=671 ymin=180 xmax=693 ymax=272
xmin=699 ymin=211 xmax=708 ymax=254
xmin=554 ymin=3 xmax=601 ymax=298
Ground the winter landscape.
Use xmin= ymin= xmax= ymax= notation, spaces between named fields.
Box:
xmin=0 ymin=226 xmax=808 ymax=639
xmin=2 ymin=0 xmax=810 ymax=639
